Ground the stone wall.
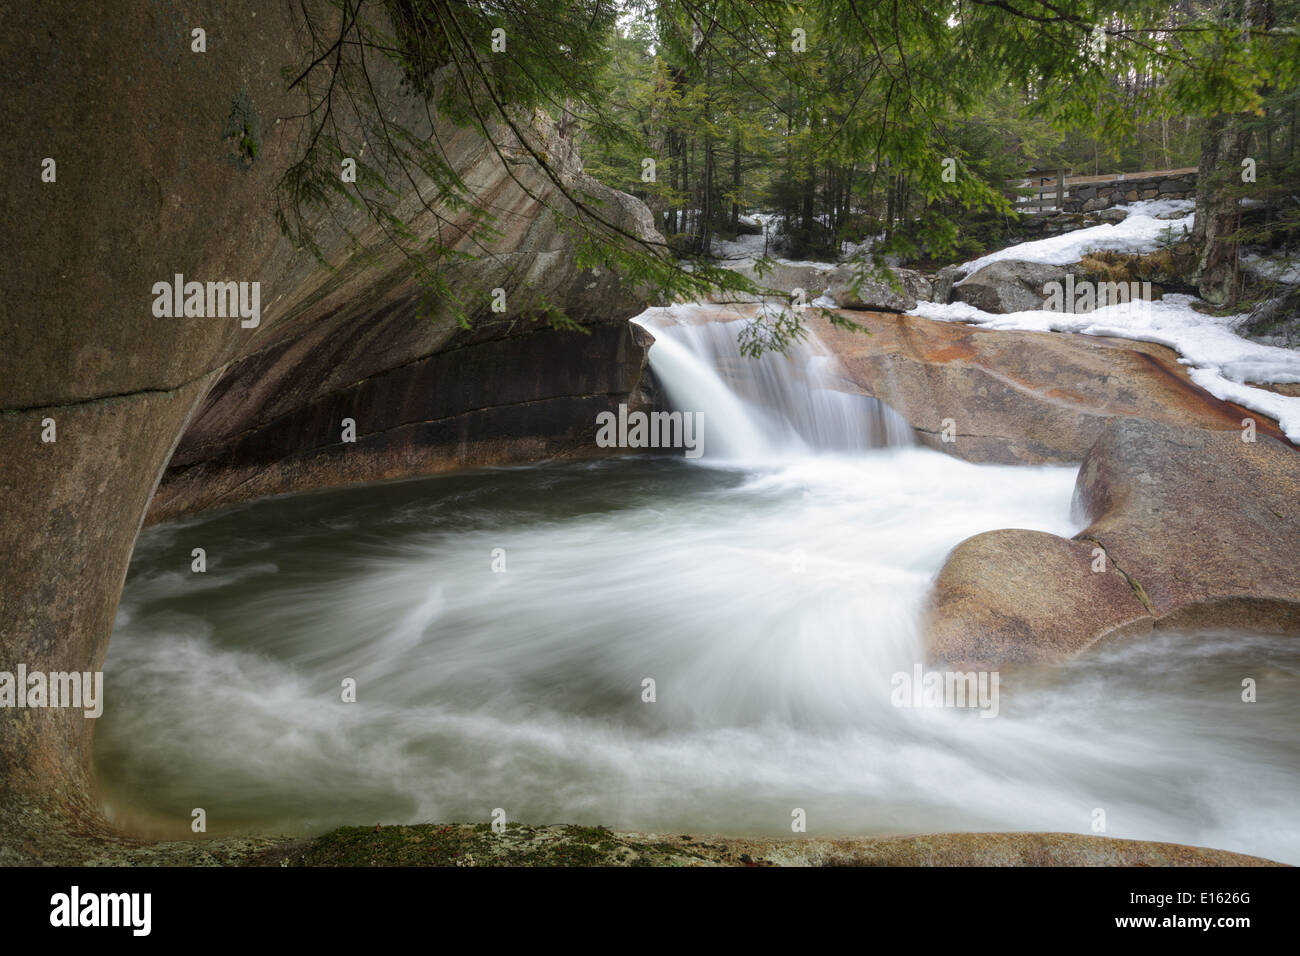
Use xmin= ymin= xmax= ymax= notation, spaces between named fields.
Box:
xmin=1062 ymin=171 xmax=1198 ymax=212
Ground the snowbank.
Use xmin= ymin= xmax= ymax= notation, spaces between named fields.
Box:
xmin=907 ymin=198 xmax=1300 ymax=443
xmin=954 ymin=199 xmax=1195 ymax=281
xmin=1242 ymin=252 xmax=1300 ymax=286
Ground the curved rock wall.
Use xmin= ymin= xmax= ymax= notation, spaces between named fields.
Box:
xmin=0 ymin=0 xmax=660 ymax=859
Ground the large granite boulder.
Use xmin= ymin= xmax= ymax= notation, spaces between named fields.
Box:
xmin=827 ymin=265 xmax=932 ymax=312
xmin=926 ymin=529 xmax=1151 ymax=670
xmin=705 ymin=260 xmax=836 ymax=304
xmin=1074 ymin=418 xmax=1300 ymax=630
xmin=807 ymin=309 xmax=1283 ymax=464
xmin=930 ymin=264 xmax=963 ymax=304
xmin=706 ymin=261 xmax=931 ymax=313
xmin=926 ymin=419 xmax=1300 ymax=668
xmin=953 ymin=259 xmax=1085 ymax=314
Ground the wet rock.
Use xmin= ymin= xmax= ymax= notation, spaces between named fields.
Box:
xmin=924 ymin=419 xmax=1300 ymax=668
xmin=926 ymin=530 xmax=1151 ymax=669
xmin=808 ymin=309 xmax=1276 ymax=464
xmin=705 ymin=260 xmax=835 ymax=304
xmin=1074 ymin=419 xmax=1300 ymax=630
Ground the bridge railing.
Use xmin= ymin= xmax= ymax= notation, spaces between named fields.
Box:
xmin=1010 ymin=167 xmax=1070 ymax=211
xmin=1007 ymin=166 xmax=1201 ymax=213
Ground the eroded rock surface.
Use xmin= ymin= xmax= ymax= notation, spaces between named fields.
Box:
xmin=827 ymin=265 xmax=932 ymax=312
xmin=926 ymin=530 xmax=1151 ymax=670
xmin=1075 ymin=419 xmax=1300 ymax=630
xmin=147 ymin=320 xmax=656 ymax=523
xmin=927 ymin=419 xmax=1300 ymax=667
xmin=811 ymin=308 xmax=1281 ymax=463
xmin=662 ymin=304 xmax=1282 ymax=464
xmin=0 ymin=0 xmax=659 ymax=857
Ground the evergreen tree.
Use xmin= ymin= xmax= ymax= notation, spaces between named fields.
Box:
xmin=278 ymin=0 xmax=1300 ymax=345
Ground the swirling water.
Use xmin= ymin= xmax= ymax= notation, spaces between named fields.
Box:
xmin=95 ymin=312 xmax=1300 ymax=862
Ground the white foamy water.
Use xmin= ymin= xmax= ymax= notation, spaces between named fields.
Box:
xmin=95 ymin=314 xmax=1300 ymax=863
xmin=636 ymin=305 xmax=915 ymax=458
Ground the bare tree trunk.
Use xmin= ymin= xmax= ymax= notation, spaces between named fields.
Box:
xmin=557 ymin=95 xmax=575 ymax=140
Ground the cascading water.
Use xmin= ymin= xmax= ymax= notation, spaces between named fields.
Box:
xmin=94 ymin=307 xmax=1300 ymax=863
xmin=635 ymin=304 xmax=915 ymax=457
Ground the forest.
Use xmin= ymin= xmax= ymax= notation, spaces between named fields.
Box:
xmin=282 ymin=0 xmax=1300 ymax=326
xmin=584 ymin=0 xmax=1300 ymax=271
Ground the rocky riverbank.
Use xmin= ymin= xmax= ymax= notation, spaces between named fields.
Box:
xmin=652 ymin=302 xmax=1300 ymax=671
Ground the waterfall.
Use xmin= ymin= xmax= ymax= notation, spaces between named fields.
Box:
xmin=634 ymin=306 xmax=914 ymax=459
xmin=99 ymin=352 xmax=1300 ymax=862
xmin=93 ymin=304 xmax=1300 ymax=861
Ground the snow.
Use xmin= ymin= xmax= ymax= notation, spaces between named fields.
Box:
xmin=710 ymin=213 xmax=845 ymax=270
xmin=911 ymin=293 xmax=1300 ymax=442
xmin=700 ymin=199 xmax=1300 ymax=444
xmin=1242 ymin=252 xmax=1300 ymax=285
xmin=953 ymin=199 xmax=1196 ymax=282
xmin=710 ymin=212 xmax=776 ymax=266
xmin=902 ymin=198 xmax=1300 ymax=443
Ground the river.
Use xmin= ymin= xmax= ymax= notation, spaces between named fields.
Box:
xmin=94 ymin=308 xmax=1300 ymax=863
